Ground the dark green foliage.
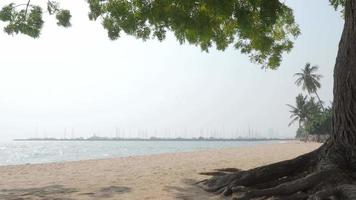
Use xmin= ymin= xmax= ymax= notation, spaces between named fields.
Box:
xmin=289 ymin=64 xmax=331 ymax=139
xmin=329 ymin=0 xmax=345 ymax=10
xmin=0 ymin=4 xmax=13 ymax=22
xmin=88 ymin=0 xmax=103 ymax=21
xmin=0 ymin=1 xmax=343 ymax=69
xmin=294 ymin=63 xmax=322 ymax=94
xmin=304 ymin=97 xmax=323 ymax=120
xmin=86 ymin=0 xmax=300 ymax=69
xmin=286 ymin=94 xmax=328 ymax=138
xmin=0 ymin=5 xmax=43 ymax=38
xmin=0 ymin=0 xmax=71 ymax=38
xmin=294 ymin=62 xmax=325 ymax=112
xmin=56 ymin=10 xmax=71 ymax=27
xmin=305 ymin=106 xmax=332 ymax=136
xmin=47 ymin=1 xmax=72 ymax=27
xmin=295 ymin=126 xmax=306 ymax=139
xmin=288 ymin=94 xmax=331 ymax=138
xmin=287 ymin=94 xmax=309 ymax=127
xmin=329 ymin=0 xmax=345 ymax=16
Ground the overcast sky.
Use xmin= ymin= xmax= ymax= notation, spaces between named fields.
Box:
xmin=0 ymin=0 xmax=344 ymax=141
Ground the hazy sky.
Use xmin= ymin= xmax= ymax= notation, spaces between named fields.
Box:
xmin=0 ymin=0 xmax=344 ymax=141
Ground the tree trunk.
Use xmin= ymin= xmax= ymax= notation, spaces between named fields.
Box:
xmin=198 ymin=1 xmax=356 ymax=199
xmin=314 ymin=91 xmax=325 ymax=111
xmin=327 ymin=0 xmax=356 ymax=170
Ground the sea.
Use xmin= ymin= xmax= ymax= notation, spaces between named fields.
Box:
xmin=0 ymin=140 xmax=285 ymax=166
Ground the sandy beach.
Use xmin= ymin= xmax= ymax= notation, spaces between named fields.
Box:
xmin=0 ymin=141 xmax=320 ymax=200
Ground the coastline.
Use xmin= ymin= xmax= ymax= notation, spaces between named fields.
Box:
xmin=0 ymin=140 xmax=288 ymax=166
xmin=0 ymin=141 xmax=320 ymax=200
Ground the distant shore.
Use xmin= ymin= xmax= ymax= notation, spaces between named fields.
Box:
xmin=0 ymin=141 xmax=320 ymax=200
xmin=14 ymin=137 xmax=295 ymax=142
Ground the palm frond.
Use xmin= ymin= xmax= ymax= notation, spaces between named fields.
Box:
xmin=313 ymin=80 xmax=321 ymax=88
xmin=294 ymin=72 xmax=304 ymax=77
xmin=310 ymin=65 xmax=319 ymax=72
xmin=295 ymin=78 xmax=303 ymax=86
xmin=286 ymin=104 xmax=298 ymax=111
xmin=288 ymin=117 xmax=299 ymax=126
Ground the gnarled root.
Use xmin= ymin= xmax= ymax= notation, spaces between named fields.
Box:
xmin=308 ymin=184 xmax=356 ymax=200
xmin=198 ymin=149 xmax=318 ymax=193
xmin=197 ymin=147 xmax=356 ymax=200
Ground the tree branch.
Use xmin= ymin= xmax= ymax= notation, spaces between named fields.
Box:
xmin=24 ymin=0 xmax=31 ymax=16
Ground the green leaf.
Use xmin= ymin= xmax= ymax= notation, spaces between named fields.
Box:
xmin=88 ymin=0 xmax=300 ymax=69
xmin=329 ymin=0 xmax=345 ymax=10
xmin=56 ymin=10 xmax=71 ymax=27
xmin=0 ymin=4 xmax=14 ymax=22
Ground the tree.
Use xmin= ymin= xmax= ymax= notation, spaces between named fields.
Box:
xmin=2 ymin=0 xmax=356 ymax=199
xmin=0 ymin=0 xmax=71 ymax=38
xmin=302 ymin=97 xmax=325 ymax=140
xmin=291 ymin=66 xmax=331 ymax=141
xmin=1 ymin=0 xmax=300 ymax=69
xmin=287 ymin=94 xmax=309 ymax=129
xmin=295 ymin=126 xmax=306 ymax=139
xmin=294 ymin=63 xmax=325 ymax=110
xmin=287 ymin=95 xmax=325 ymax=140
xmin=305 ymin=105 xmax=332 ymax=136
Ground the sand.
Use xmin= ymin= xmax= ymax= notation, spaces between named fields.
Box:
xmin=0 ymin=141 xmax=320 ymax=200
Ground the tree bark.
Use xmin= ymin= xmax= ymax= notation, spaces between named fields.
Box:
xmin=327 ymin=0 xmax=356 ymax=170
xmin=314 ymin=91 xmax=325 ymax=111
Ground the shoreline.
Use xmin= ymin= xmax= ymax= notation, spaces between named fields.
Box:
xmin=13 ymin=138 xmax=295 ymax=142
xmin=0 ymin=140 xmax=292 ymax=167
xmin=1 ymin=140 xmax=288 ymax=167
xmin=0 ymin=141 xmax=320 ymax=200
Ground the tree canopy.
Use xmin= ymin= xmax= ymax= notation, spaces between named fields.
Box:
xmin=294 ymin=63 xmax=322 ymax=94
xmin=0 ymin=0 xmax=71 ymax=38
xmin=294 ymin=63 xmax=325 ymax=110
xmin=287 ymin=94 xmax=309 ymax=127
xmin=0 ymin=0 xmax=344 ymax=69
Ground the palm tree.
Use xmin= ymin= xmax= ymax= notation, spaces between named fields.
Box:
xmin=294 ymin=63 xmax=324 ymax=110
xmin=288 ymin=94 xmax=323 ymax=140
xmin=287 ymin=94 xmax=309 ymax=128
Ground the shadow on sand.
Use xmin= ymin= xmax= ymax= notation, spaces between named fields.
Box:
xmin=80 ymin=186 xmax=132 ymax=198
xmin=0 ymin=185 xmax=131 ymax=199
xmin=0 ymin=185 xmax=77 ymax=200
xmin=165 ymin=179 xmax=221 ymax=200
xmin=167 ymin=168 xmax=242 ymax=200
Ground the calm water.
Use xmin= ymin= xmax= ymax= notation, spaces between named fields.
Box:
xmin=0 ymin=140 xmax=283 ymax=166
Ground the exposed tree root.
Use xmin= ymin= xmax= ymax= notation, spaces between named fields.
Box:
xmin=308 ymin=184 xmax=356 ymax=200
xmin=197 ymin=146 xmax=356 ymax=200
xmin=198 ymin=149 xmax=319 ymax=192
xmin=231 ymin=170 xmax=335 ymax=200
